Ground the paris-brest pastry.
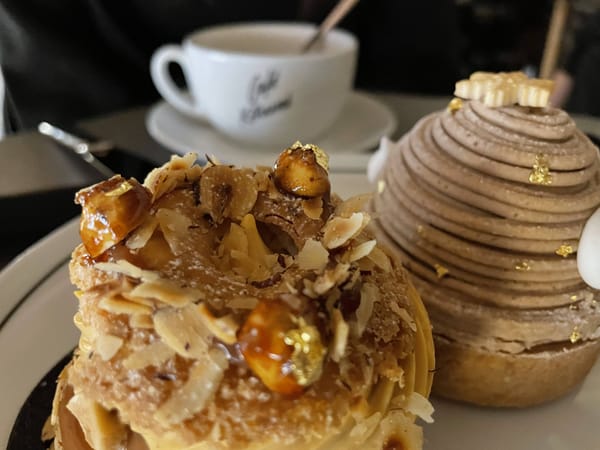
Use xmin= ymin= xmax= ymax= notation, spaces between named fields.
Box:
xmin=372 ymin=72 xmax=600 ymax=407
xmin=47 ymin=144 xmax=435 ymax=449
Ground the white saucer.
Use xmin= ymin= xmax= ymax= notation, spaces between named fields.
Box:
xmin=146 ymin=91 xmax=396 ymax=172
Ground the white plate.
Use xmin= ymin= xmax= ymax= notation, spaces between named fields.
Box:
xmin=2 ymin=203 xmax=599 ymax=450
xmin=146 ymin=91 xmax=396 ymax=172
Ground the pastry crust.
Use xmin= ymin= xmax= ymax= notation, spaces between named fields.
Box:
xmin=432 ymin=335 xmax=600 ymax=407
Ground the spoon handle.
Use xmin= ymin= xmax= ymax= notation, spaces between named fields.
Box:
xmin=302 ymin=0 xmax=359 ymax=53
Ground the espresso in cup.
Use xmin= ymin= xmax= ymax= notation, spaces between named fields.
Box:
xmin=150 ymin=23 xmax=357 ymax=147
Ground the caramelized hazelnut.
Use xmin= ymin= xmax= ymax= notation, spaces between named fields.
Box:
xmin=237 ymin=299 xmax=302 ymax=395
xmin=75 ymin=176 xmax=151 ymax=258
xmin=273 ymin=142 xmax=330 ymax=198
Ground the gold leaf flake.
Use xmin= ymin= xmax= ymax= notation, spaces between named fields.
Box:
xmin=434 ymin=263 xmax=449 ymax=278
xmin=290 ymin=141 xmax=329 ymax=171
xmin=447 ymin=97 xmax=463 ymax=113
xmin=555 ymin=244 xmax=574 ymax=258
xmin=377 ymin=180 xmax=386 ymax=193
xmin=283 ymin=318 xmax=326 ymax=386
xmin=529 ymin=154 xmax=553 ymax=185
xmin=570 ymin=327 xmax=582 ymax=344
xmin=515 ymin=261 xmax=531 ymax=271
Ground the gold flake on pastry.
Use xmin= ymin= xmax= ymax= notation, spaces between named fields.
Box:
xmin=433 ymin=263 xmax=449 ymax=278
xmin=555 ymin=244 xmax=574 ymax=258
xmin=570 ymin=326 xmax=582 ymax=344
xmin=515 ymin=261 xmax=532 ymax=271
xmin=529 ymin=154 xmax=553 ymax=185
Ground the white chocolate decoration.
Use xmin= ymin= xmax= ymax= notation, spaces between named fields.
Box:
xmin=577 ymin=208 xmax=600 ymax=289
xmin=454 ymin=71 xmax=554 ymax=108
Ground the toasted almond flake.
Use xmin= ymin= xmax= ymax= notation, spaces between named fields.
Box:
xmin=391 ymin=304 xmax=417 ymax=332
xmin=95 ymin=334 xmax=123 ymax=361
xmin=153 ymin=305 xmax=210 ymax=359
xmin=285 ymin=281 xmax=298 ymax=294
xmin=226 ymin=296 xmax=259 ymax=310
xmin=129 ymin=314 xmax=154 ymax=329
xmin=302 ymin=279 xmax=318 ymax=299
xmin=356 ymin=283 xmax=378 ymax=337
xmin=345 ymin=239 xmax=377 ymax=263
xmin=330 ymin=309 xmax=349 ymax=362
xmin=154 ymin=348 xmax=228 ymax=425
xmin=405 ymin=392 xmax=435 ymax=423
xmin=254 ymin=170 xmax=270 ymax=192
xmin=130 ymin=280 xmax=203 ymax=307
xmin=123 ymin=340 xmax=175 ymax=370
xmin=144 ymin=153 xmax=201 ymax=201
xmin=126 ymin=216 xmax=158 ymax=250
xmin=196 ymin=303 xmax=239 ymax=345
xmin=313 ymin=263 xmax=351 ymax=296
xmin=121 ymin=292 xmax=156 ymax=308
xmin=94 ymin=260 xmax=160 ymax=282
xmin=99 ymin=295 xmax=153 ymax=316
xmin=334 ymin=193 xmax=372 ymax=218
xmin=302 ymin=197 xmax=323 ymax=220
xmin=367 ymin=246 xmax=392 ymax=272
xmin=322 ymin=213 xmax=370 ymax=249
xmin=295 ymin=238 xmax=329 ymax=271
xmin=156 ymin=208 xmax=193 ymax=256
xmin=66 ymin=394 xmax=128 ymax=450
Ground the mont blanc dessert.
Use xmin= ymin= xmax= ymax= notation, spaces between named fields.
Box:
xmin=47 ymin=143 xmax=434 ymax=449
xmin=372 ymin=72 xmax=600 ymax=407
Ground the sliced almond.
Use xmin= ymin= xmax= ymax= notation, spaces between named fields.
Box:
xmin=334 ymin=193 xmax=373 ymax=218
xmin=154 ymin=348 xmax=228 ymax=425
xmin=356 ymin=282 xmax=379 ymax=337
xmin=295 ymin=238 xmax=329 ymax=271
xmin=390 ymin=303 xmax=417 ymax=332
xmin=130 ymin=279 xmax=203 ymax=307
xmin=156 ymin=208 xmax=193 ymax=256
xmin=330 ymin=309 xmax=349 ymax=363
xmin=153 ymin=304 xmax=210 ymax=359
xmin=123 ymin=340 xmax=175 ymax=370
xmin=368 ymin=246 xmax=392 ymax=273
xmin=302 ymin=197 xmax=323 ymax=220
xmin=94 ymin=260 xmax=160 ymax=282
xmin=196 ymin=303 xmax=239 ymax=345
xmin=344 ymin=239 xmax=377 ymax=263
xmin=144 ymin=153 xmax=202 ymax=201
xmin=129 ymin=314 xmax=154 ymax=329
xmin=95 ymin=334 xmax=123 ymax=361
xmin=322 ymin=212 xmax=370 ymax=249
xmin=98 ymin=295 xmax=153 ymax=316
xmin=313 ymin=263 xmax=351 ymax=296
xmin=66 ymin=393 xmax=128 ymax=450
xmin=126 ymin=216 xmax=158 ymax=250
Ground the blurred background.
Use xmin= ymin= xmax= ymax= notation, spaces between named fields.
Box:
xmin=1 ymin=0 xmax=600 ymax=134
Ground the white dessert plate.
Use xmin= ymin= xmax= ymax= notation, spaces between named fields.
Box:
xmin=2 ymin=174 xmax=599 ymax=450
xmin=146 ymin=91 xmax=397 ymax=172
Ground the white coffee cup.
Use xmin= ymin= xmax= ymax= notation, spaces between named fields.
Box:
xmin=150 ymin=22 xmax=357 ymax=147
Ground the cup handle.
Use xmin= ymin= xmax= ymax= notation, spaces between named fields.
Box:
xmin=150 ymin=45 xmax=202 ymax=118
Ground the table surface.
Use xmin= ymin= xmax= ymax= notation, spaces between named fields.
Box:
xmin=2 ymin=92 xmax=600 ymax=268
